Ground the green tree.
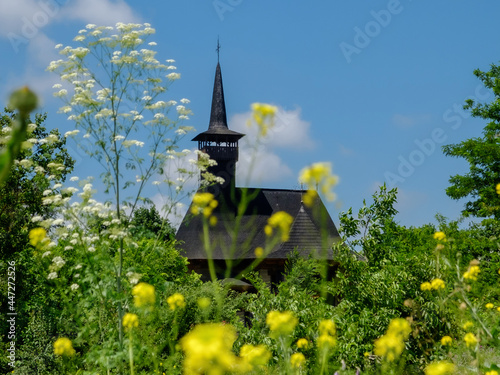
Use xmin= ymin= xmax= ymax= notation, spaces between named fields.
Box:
xmin=442 ymin=62 xmax=500 ymax=219
xmin=0 ymin=109 xmax=74 ymax=257
xmin=0 ymin=109 xmax=74 ymax=373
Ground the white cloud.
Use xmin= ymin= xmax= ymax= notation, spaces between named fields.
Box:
xmin=229 ymin=106 xmax=314 ymax=186
xmin=231 ymin=106 xmax=314 ymax=150
xmin=0 ymin=0 xmax=44 ymax=37
xmin=28 ymin=33 xmax=59 ymax=66
xmin=236 ymin=147 xmax=293 ymax=186
xmin=60 ymin=0 xmax=139 ymax=26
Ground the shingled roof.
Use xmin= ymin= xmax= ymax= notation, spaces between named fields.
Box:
xmin=176 ymin=188 xmax=340 ymax=261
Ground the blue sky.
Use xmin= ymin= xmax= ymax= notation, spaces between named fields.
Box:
xmin=1 ymin=0 xmax=500 ymax=229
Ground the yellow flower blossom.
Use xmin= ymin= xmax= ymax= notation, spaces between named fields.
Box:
xmin=319 ymin=319 xmax=336 ymax=336
xmin=420 ymin=282 xmax=432 ymax=291
xmin=53 ymin=337 xmax=76 ymax=356
xmin=122 ymin=313 xmax=139 ymax=331
xmin=290 ymin=352 xmax=306 ymax=368
xmin=464 ymin=332 xmax=477 ymax=348
xmin=497 ymin=306 xmax=500 ymax=313
xmin=299 ymin=162 xmax=338 ymax=206
xmin=167 ymin=293 xmax=186 ymax=310
xmin=180 ymin=323 xmax=238 ymax=375
xmin=462 ymin=321 xmax=474 ymax=330
xmin=191 ymin=192 xmax=218 ymax=218
xmin=239 ymin=344 xmax=271 ymax=369
xmin=296 ymin=338 xmax=309 ymax=349
xmin=132 ymin=282 xmax=155 ymax=307
xmin=248 ymin=103 xmax=277 ymax=137
xmin=486 ymin=303 xmax=494 ymax=309
xmin=433 ymin=231 xmax=446 ymax=241
xmin=374 ymin=318 xmax=411 ymax=362
xmin=266 ymin=310 xmax=298 ymax=336
xmin=29 ymin=227 xmax=47 ymax=247
xmin=463 ymin=265 xmax=480 ymax=281
xmin=424 ymin=361 xmax=456 ymax=375
xmin=496 ymin=183 xmax=500 ymax=195
xmin=430 ymin=278 xmax=445 ymax=290
xmin=197 ymin=297 xmax=211 ymax=309
xmin=440 ymin=336 xmax=452 ymax=346
xmin=486 ymin=371 xmax=499 ymax=375
xmin=254 ymin=247 xmax=264 ymax=258
xmin=317 ymin=333 xmax=336 ymax=349
xmin=265 ymin=211 xmax=294 ymax=242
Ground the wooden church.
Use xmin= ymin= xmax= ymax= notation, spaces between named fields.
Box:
xmin=176 ymin=61 xmax=340 ymax=289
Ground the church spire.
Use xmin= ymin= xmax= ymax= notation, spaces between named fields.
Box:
xmin=208 ymin=62 xmax=228 ymax=130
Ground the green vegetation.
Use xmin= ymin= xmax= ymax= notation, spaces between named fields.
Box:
xmin=1 ymin=22 xmax=500 ymax=375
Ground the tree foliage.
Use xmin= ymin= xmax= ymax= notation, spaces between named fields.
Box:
xmin=443 ymin=63 xmax=500 ymax=219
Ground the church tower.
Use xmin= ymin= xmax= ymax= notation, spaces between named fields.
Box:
xmin=192 ymin=62 xmax=244 ymax=203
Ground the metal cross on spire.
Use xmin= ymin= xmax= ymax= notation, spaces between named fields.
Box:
xmin=216 ymin=37 xmax=221 ymax=62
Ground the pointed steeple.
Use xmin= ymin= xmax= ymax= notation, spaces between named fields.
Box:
xmin=192 ymin=62 xmax=244 ymax=141
xmin=191 ymin=59 xmax=245 ymax=201
xmin=208 ymin=63 xmax=228 ymax=129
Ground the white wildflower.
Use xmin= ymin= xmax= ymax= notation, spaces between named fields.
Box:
xmin=70 ymin=283 xmax=79 ymax=291
xmin=166 ymin=72 xmax=181 ymax=80
xmin=64 ymin=130 xmax=79 ymax=137
xmin=47 ymin=272 xmax=58 ymax=280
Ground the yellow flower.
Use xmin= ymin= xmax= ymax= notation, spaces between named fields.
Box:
xmin=374 ymin=318 xmax=411 ymax=362
xmin=430 ymin=278 xmax=445 ymax=290
xmin=424 ymin=361 xmax=456 ymax=375
xmin=497 ymin=306 xmax=500 ymax=313
xmin=433 ymin=231 xmax=446 ymax=241
xmin=374 ymin=333 xmax=405 ymax=362
xmin=290 ymin=352 xmax=306 ymax=368
xmin=254 ymin=247 xmax=264 ymax=258
xmin=440 ymin=336 xmax=452 ymax=346
xmin=53 ymin=337 xmax=75 ymax=356
xmin=197 ymin=297 xmax=211 ymax=309
xmin=463 ymin=265 xmax=480 ymax=281
xmin=464 ymin=332 xmax=477 ymax=348
xmin=387 ymin=318 xmax=411 ymax=340
xmin=420 ymin=282 xmax=432 ymax=291
xmin=209 ymin=216 xmax=217 ymax=226
xmin=132 ymin=282 xmax=155 ymax=307
xmin=486 ymin=371 xmax=499 ymax=375
xmin=296 ymin=338 xmax=309 ymax=349
xmin=265 ymin=211 xmax=294 ymax=242
xmin=462 ymin=321 xmax=474 ymax=330
xmin=317 ymin=333 xmax=336 ymax=349
xmin=167 ymin=293 xmax=186 ymax=310
xmin=319 ymin=319 xmax=336 ymax=336
xmin=122 ymin=313 xmax=139 ymax=331
xmin=180 ymin=323 xmax=238 ymax=375
xmin=266 ymin=310 xmax=298 ymax=336
xmin=248 ymin=103 xmax=277 ymax=137
xmin=496 ymin=183 xmax=500 ymax=195
xmin=29 ymin=227 xmax=47 ymax=247
xmin=299 ymin=162 xmax=339 ymax=205
xmin=239 ymin=344 xmax=271 ymax=368
xmin=486 ymin=303 xmax=494 ymax=309
xmin=191 ymin=192 xmax=218 ymax=218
